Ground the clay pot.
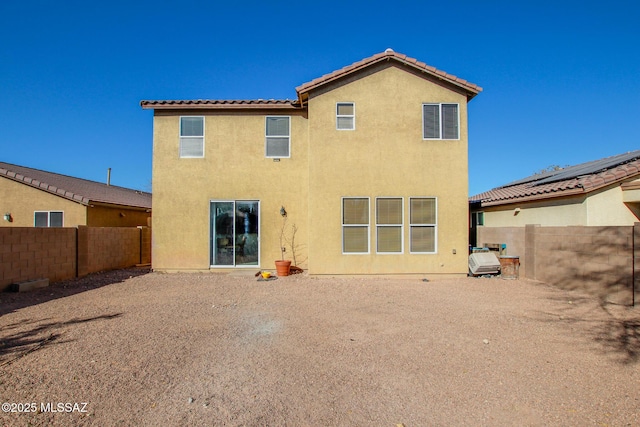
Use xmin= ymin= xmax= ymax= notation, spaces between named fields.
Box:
xmin=275 ymin=260 xmax=291 ymax=276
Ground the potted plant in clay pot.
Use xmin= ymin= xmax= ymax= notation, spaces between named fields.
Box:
xmin=274 ymin=206 xmax=292 ymax=276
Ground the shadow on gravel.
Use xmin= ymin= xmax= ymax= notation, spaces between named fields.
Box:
xmin=0 ymin=267 xmax=150 ymax=317
xmin=0 ymin=313 xmax=123 ymax=366
xmin=538 ymin=294 xmax=640 ymax=364
xmin=593 ymin=307 xmax=640 ymax=364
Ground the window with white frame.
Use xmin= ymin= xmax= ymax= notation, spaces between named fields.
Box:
xmin=423 ymin=103 xmax=459 ymax=140
xmin=179 ymin=116 xmax=204 ymax=158
xmin=265 ymin=116 xmax=290 ymax=158
xmin=336 ymin=102 xmax=355 ymax=130
xmin=409 ymin=197 xmax=437 ymax=253
xmin=376 ymin=197 xmax=403 ymax=253
xmin=34 ymin=211 xmax=63 ymax=227
xmin=342 ymin=197 xmax=369 ymax=253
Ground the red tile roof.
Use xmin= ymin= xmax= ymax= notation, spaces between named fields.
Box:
xmin=0 ymin=162 xmax=152 ymax=209
xmin=141 ymin=49 xmax=482 ymax=109
xmin=295 ymin=49 xmax=482 ymax=101
xmin=470 ymin=153 xmax=640 ymax=207
xmin=140 ymin=99 xmax=301 ymax=110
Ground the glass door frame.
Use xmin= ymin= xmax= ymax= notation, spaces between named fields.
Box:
xmin=210 ymin=200 xmax=260 ymax=268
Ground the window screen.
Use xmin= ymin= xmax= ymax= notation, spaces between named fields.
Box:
xmin=410 ymin=198 xmax=436 ymax=253
xmin=266 ymin=116 xmax=290 ymax=157
xmin=180 ymin=116 xmax=204 ymax=157
xmin=342 ymin=198 xmax=369 ymax=253
xmin=336 ymin=102 xmax=355 ymax=130
xmin=423 ymin=104 xmax=459 ymax=140
xmin=376 ymin=198 xmax=402 ymax=253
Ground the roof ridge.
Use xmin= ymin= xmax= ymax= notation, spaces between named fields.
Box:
xmin=295 ymin=49 xmax=482 ymax=100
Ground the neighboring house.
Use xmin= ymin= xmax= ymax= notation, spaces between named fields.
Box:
xmin=0 ymin=162 xmax=152 ymax=228
xmin=469 ymin=150 xmax=640 ymax=246
xmin=141 ymin=49 xmax=481 ymax=275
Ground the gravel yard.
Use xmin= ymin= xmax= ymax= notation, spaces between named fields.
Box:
xmin=0 ymin=268 xmax=638 ymax=426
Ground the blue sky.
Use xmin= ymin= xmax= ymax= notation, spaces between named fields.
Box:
xmin=1 ymin=1 xmax=638 ymax=196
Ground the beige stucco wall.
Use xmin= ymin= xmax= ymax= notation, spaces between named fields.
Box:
xmin=0 ymin=176 xmax=87 ymax=227
xmin=586 ymin=186 xmax=640 ymax=225
xmin=151 ymin=110 xmax=309 ymax=270
xmin=307 ymin=65 xmax=469 ymax=275
xmin=87 ymin=204 xmax=151 ymax=227
xmin=150 ymin=64 xmax=472 ymax=275
xmin=476 ymin=184 xmax=640 ymax=228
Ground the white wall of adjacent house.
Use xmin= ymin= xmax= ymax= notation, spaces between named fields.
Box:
xmin=480 ymin=184 xmax=640 ymax=227
xmin=482 ymin=196 xmax=586 ymax=227
xmin=586 ymin=185 xmax=640 ymax=225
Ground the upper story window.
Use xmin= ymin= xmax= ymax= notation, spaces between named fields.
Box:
xmin=180 ymin=116 xmax=204 ymax=158
xmin=35 ymin=211 xmax=63 ymax=227
xmin=423 ymin=103 xmax=459 ymax=140
xmin=336 ymin=102 xmax=355 ymax=130
xmin=265 ymin=116 xmax=290 ymax=158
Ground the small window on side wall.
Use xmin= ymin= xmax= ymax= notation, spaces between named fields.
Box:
xmin=34 ymin=211 xmax=63 ymax=227
xmin=265 ymin=116 xmax=291 ymax=158
xmin=336 ymin=102 xmax=355 ymax=130
xmin=180 ymin=116 xmax=204 ymax=158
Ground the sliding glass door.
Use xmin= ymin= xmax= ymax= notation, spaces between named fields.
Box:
xmin=210 ymin=201 xmax=259 ymax=267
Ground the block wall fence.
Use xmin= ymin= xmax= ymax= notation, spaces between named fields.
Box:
xmin=477 ymin=224 xmax=639 ymax=306
xmin=0 ymin=226 xmax=151 ymax=292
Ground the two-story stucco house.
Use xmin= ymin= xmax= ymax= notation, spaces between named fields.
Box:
xmin=141 ymin=49 xmax=481 ymax=276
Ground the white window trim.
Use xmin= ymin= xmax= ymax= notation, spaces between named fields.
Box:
xmin=409 ymin=197 xmax=437 ymax=254
xmin=34 ymin=211 xmax=64 ymax=227
xmin=179 ymin=116 xmax=205 ymax=158
xmin=341 ymin=196 xmax=370 ymax=254
xmin=336 ymin=102 xmax=355 ymax=131
xmin=375 ymin=197 xmax=404 ymax=254
xmin=265 ymin=116 xmax=291 ymax=158
xmin=422 ymin=103 xmax=460 ymax=140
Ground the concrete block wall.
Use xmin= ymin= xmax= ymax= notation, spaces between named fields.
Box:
xmin=82 ymin=226 xmax=141 ymax=275
xmin=477 ymin=224 xmax=637 ymax=305
xmin=1 ymin=226 xmax=151 ymax=292
xmin=532 ymin=226 xmax=633 ymax=305
xmin=0 ymin=227 xmax=77 ymax=291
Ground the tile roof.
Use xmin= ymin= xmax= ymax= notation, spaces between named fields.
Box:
xmin=140 ymin=99 xmax=301 ymax=110
xmin=470 ymin=151 xmax=640 ymax=206
xmin=295 ymin=48 xmax=482 ymax=101
xmin=0 ymin=162 xmax=152 ymax=209
xmin=141 ymin=49 xmax=482 ymax=109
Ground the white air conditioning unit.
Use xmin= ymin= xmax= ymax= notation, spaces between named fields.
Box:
xmin=469 ymin=252 xmax=501 ymax=276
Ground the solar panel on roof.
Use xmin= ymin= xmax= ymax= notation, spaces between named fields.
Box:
xmin=534 ymin=150 xmax=640 ymax=186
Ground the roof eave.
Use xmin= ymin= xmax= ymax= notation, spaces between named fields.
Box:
xmin=140 ymin=101 xmax=303 ymax=111
xmin=477 ymin=187 xmax=587 ymax=207
xmin=0 ymin=173 xmax=91 ymax=206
